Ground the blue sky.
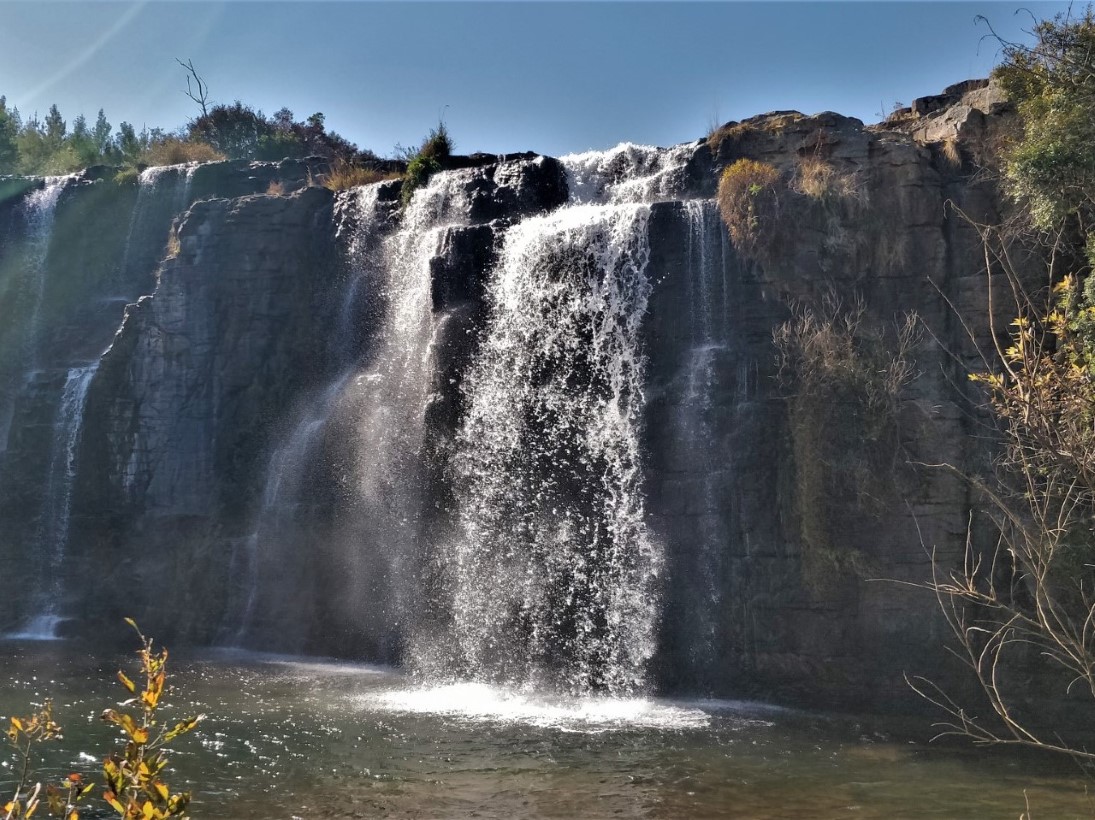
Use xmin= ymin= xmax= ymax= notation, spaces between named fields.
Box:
xmin=0 ymin=1 xmax=1077 ymax=157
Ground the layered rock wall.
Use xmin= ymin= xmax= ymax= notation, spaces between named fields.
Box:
xmin=0 ymin=83 xmax=1023 ymax=708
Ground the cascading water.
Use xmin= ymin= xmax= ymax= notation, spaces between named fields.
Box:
xmin=227 ymin=174 xmax=473 ymax=652
xmin=10 ymin=361 xmax=99 ymax=639
xmin=118 ymin=163 xmax=199 ymax=285
xmin=424 ymin=203 xmax=660 ymax=694
xmin=411 ymin=145 xmax=698 ymax=695
xmin=0 ymin=178 xmax=70 ymax=455
xmin=21 ymin=177 xmax=70 ymax=361
xmin=672 ymin=199 xmax=734 ymax=673
xmin=562 ymin=141 xmax=698 ymax=205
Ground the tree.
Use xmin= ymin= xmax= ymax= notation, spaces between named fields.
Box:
xmin=116 ymin=121 xmax=141 ymax=165
xmin=0 ymin=96 xmax=18 ymax=174
xmin=177 ymin=57 xmax=209 ymax=118
xmin=43 ymin=103 xmax=65 ymax=147
xmin=93 ymin=109 xmax=113 ymax=158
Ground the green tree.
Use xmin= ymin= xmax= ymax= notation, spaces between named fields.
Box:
xmin=93 ymin=108 xmax=113 ymax=158
xmin=43 ymin=103 xmax=65 ymax=147
xmin=116 ymin=121 xmax=141 ymax=166
xmin=69 ymin=113 xmax=100 ymax=167
xmin=0 ymin=96 xmax=18 ymax=174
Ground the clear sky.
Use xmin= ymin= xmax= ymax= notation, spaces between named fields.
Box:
xmin=0 ymin=1 xmax=1077 ymax=158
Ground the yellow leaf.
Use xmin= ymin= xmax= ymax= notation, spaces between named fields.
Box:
xmin=153 ymin=782 xmax=169 ymax=801
xmin=141 ymin=800 xmax=154 ymax=820
xmin=103 ymin=791 xmax=125 ymax=815
xmin=117 ymin=671 xmax=136 ymax=694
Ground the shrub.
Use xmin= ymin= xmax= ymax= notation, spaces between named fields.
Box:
xmin=113 ymin=167 xmax=139 ymax=186
xmin=265 ymin=180 xmax=285 ymax=197
xmin=398 ymin=122 xmax=452 ymax=207
xmin=774 ymin=295 xmax=919 ymax=594
xmin=716 ymin=159 xmax=782 ymax=263
xmin=322 ymin=160 xmax=400 ymax=192
xmin=139 ymin=138 xmax=224 ymax=168
xmin=400 ymin=154 xmax=441 ymax=206
xmin=791 ymin=154 xmax=862 ymax=202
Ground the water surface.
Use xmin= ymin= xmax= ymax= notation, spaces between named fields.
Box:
xmin=1 ymin=642 xmax=1090 ymax=818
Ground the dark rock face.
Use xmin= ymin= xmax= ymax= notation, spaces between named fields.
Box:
xmin=0 ymin=83 xmax=1024 ymax=708
xmin=72 ymin=186 xmax=340 ymax=643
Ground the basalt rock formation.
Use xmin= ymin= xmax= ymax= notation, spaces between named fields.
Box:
xmin=0 ymin=82 xmax=1019 ymax=709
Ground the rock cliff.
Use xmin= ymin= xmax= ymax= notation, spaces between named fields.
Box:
xmin=0 ymin=82 xmax=1022 ymax=708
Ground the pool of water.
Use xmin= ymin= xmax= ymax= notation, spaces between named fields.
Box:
xmin=1 ymin=641 xmax=1091 ymax=818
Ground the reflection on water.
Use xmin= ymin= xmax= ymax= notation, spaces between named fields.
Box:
xmin=0 ymin=642 xmax=1091 ymax=819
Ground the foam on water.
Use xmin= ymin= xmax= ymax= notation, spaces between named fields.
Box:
xmin=363 ymin=681 xmax=712 ymax=732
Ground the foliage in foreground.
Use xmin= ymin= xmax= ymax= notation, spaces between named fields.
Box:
xmin=3 ymin=622 xmax=201 ymax=819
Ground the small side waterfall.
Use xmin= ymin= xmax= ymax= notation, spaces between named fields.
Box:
xmin=0 ymin=178 xmax=70 ymax=455
xmin=11 ymin=361 xmax=99 ymax=639
xmin=21 ymin=177 xmax=70 ymax=363
xmin=118 ymin=163 xmax=199 ymax=284
xmin=672 ymin=200 xmax=734 ymax=674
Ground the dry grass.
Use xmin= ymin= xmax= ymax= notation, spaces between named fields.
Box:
xmin=322 ymin=161 xmax=401 ymax=191
xmin=940 ymin=138 xmax=963 ymax=169
xmin=140 ymin=138 xmax=224 ymax=167
xmin=165 ymin=224 xmax=181 ymax=259
xmin=791 ymin=155 xmax=863 ymax=202
xmin=266 ymin=180 xmax=285 ymax=196
xmin=774 ymin=294 xmax=920 ymax=594
xmin=716 ymin=159 xmax=783 ymax=263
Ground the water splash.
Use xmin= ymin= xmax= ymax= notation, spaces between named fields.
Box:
xmin=363 ymin=681 xmax=711 ymax=732
xmin=420 ymin=203 xmax=661 ymax=695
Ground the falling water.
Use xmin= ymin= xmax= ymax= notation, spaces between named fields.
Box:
xmin=561 ymin=141 xmax=698 ymax=205
xmin=410 ymin=140 xmax=698 ymax=693
xmin=0 ymin=177 xmax=70 ymax=458
xmin=20 ymin=177 xmax=69 ymax=367
xmin=675 ymin=199 xmax=733 ymax=670
xmin=118 ymin=163 xmax=199 ymax=283
xmin=10 ymin=362 xmax=100 ymax=639
xmin=226 ymin=174 xmax=472 ymax=650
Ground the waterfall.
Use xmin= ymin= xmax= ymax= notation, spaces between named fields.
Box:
xmin=10 ymin=361 xmax=99 ymax=639
xmin=408 ymin=145 xmax=701 ymax=694
xmin=424 ymin=203 xmax=660 ymax=694
xmin=561 ymin=141 xmax=698 ymax=205
xmin=0 ymin=177 xmax=69 ymax=458
xmin=21 ymin=178 xmax=70 ymax=358
xmin=674 ymin=200 xmax=733 ymax=672
xmin=225 ymin=174 xmax=469 ymax=651
xmin=118 ymin=163 xmax=199 ymax=285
